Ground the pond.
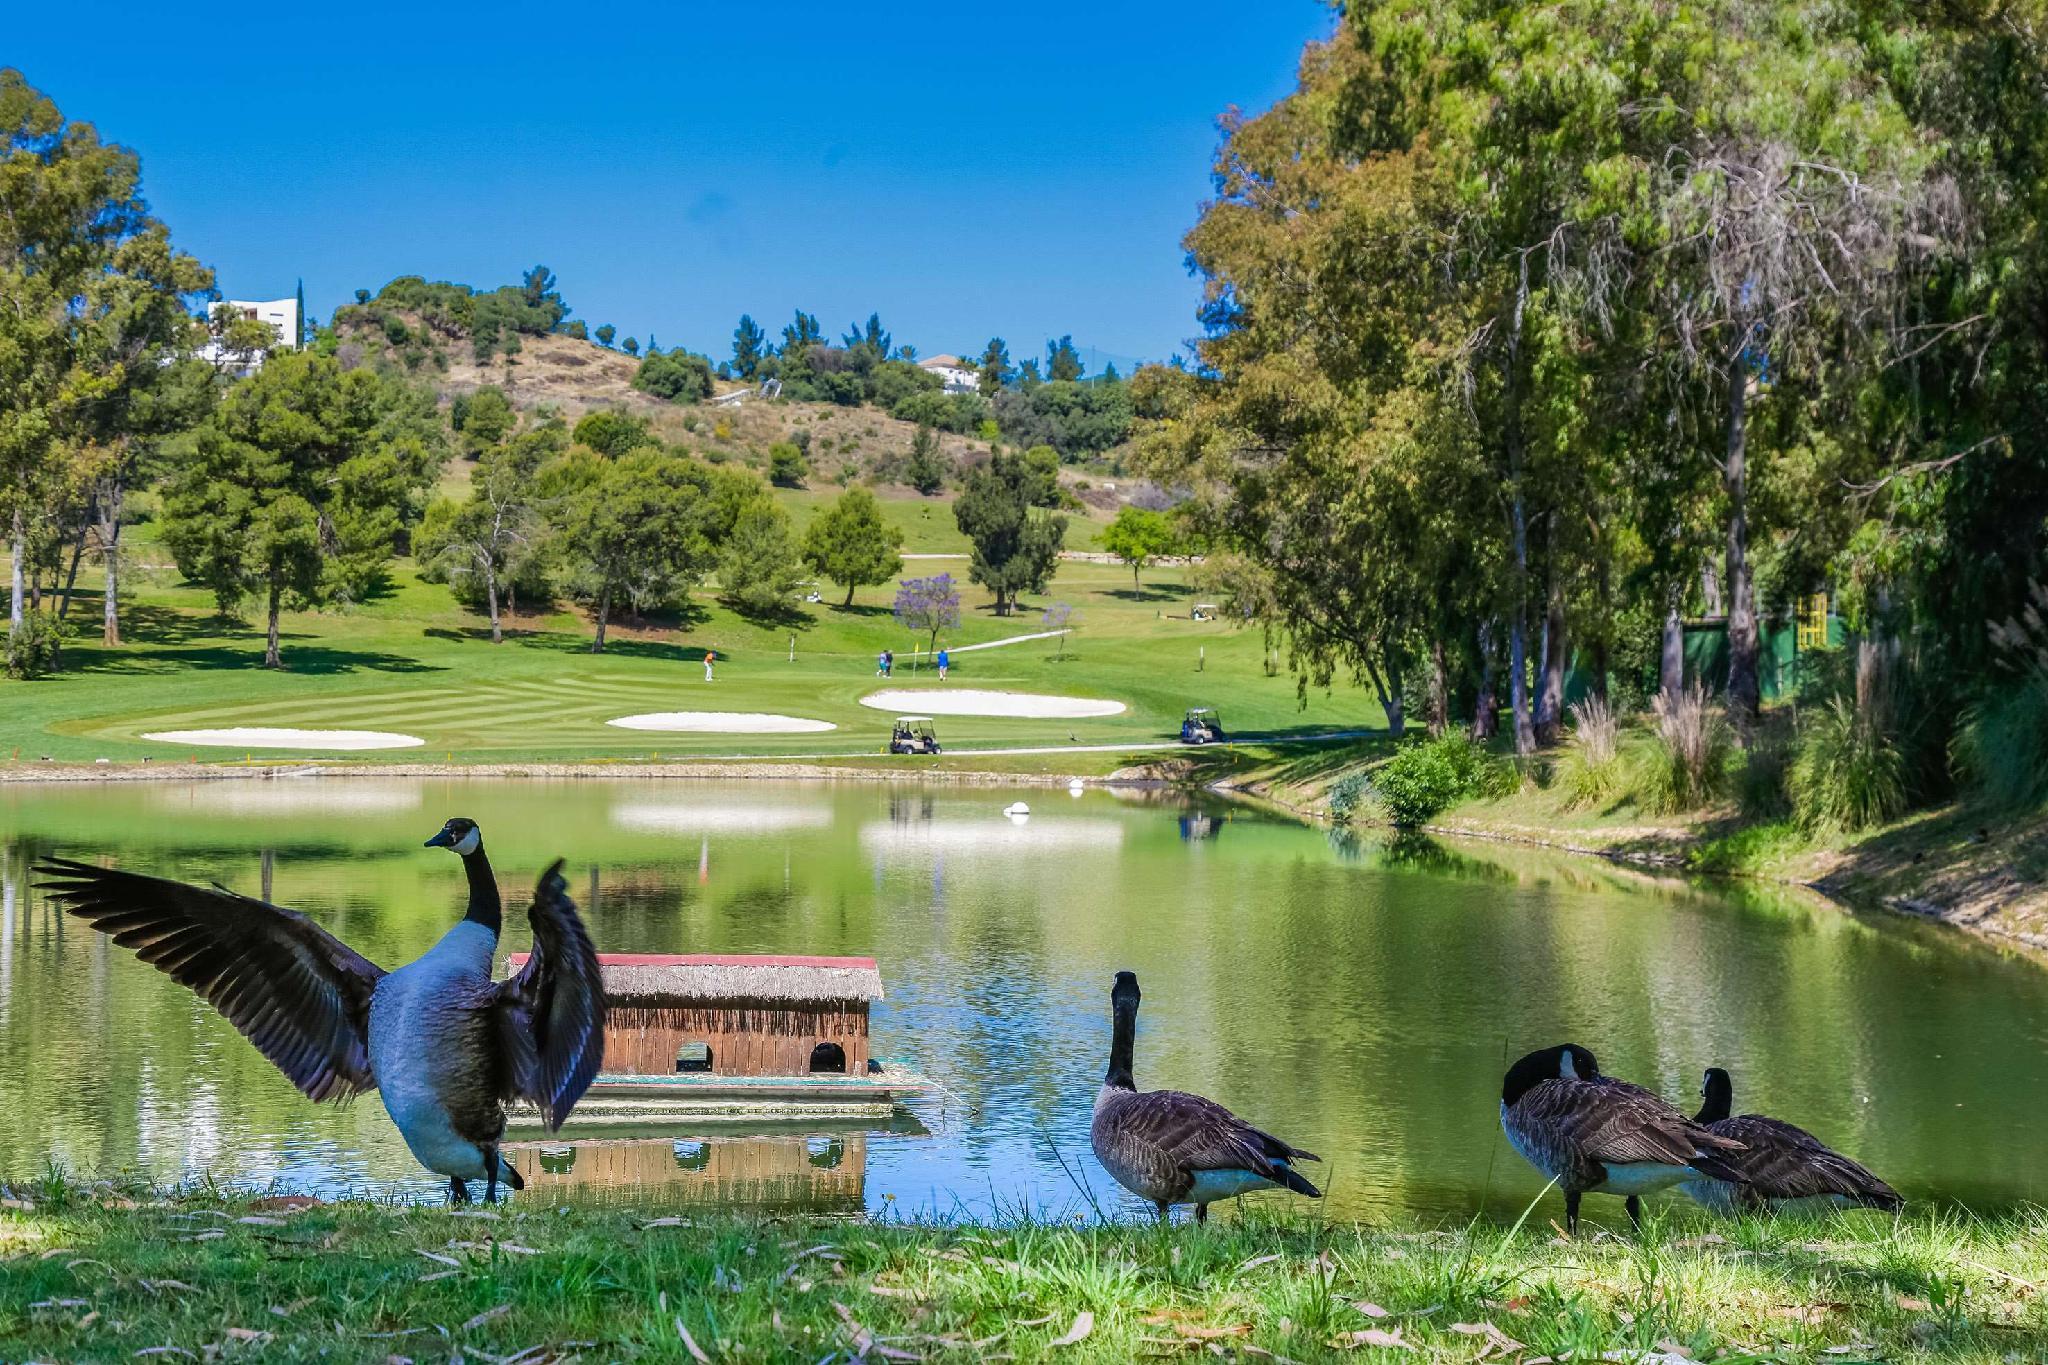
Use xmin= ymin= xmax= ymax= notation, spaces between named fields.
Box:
xmin=2 ymin=778 xmax=2045 ymax=1224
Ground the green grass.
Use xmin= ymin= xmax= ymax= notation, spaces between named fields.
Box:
xmin=4 ymin=1181 xmax=2042 ymax=1362
xmin=2 ymin=532 xmax=1377 ymax=765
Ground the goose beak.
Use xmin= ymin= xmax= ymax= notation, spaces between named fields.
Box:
xmin=424 ymin=827 xmax=455 ymax=848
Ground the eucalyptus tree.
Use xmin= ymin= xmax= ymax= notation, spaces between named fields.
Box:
xmin=0 ymin=68 xmax=159 ymax=656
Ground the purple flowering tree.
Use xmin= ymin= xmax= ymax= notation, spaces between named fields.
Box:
xmin=894 ymin=572 xmax=961 ymax=663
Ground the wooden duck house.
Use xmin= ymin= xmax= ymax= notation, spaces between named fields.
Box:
xmin=504 ymin=952 xmax=922 ymax=1120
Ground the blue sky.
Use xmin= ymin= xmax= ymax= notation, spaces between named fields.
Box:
xmin=11 ymin=3 xmax=1335 ymax=370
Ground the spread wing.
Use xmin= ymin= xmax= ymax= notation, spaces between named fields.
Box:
xmin=35 ymin=856 xmax=384 ymax=1101
xmin=1711 ymin=1115 xmax=1901 ymax=1206
xmin=1105 ymin=1089 xmax=1319 ymax=1187
xmin=1527 ymin=1078 xmax=1745 ymax=1169
xmin=493 ymin=860 xmax=605 ymax=1130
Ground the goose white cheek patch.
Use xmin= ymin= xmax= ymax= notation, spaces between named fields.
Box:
xmin=453 ymin=828 xmax=481 ymax=856
xmin=1558 ymin=1051 xmax=1579 ymax=1079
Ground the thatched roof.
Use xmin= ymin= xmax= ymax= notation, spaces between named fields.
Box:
xmin=505 ymin=952 xmax=884 ymax=1006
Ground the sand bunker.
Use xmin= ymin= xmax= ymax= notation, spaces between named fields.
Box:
xmin=607 ymin=712 xmax=837 ymax=734
xmin=142 ymin=727 xmax=426 ymax=751
xmin=859 ymin=689 xmax=1126 ymax=719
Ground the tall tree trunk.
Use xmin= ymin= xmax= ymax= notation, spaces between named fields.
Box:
xmin=1427 ymin=637 xmax=1450 ymax=738
xmin=1660 ymin=595 xmax=1685 ymax=704
xmin=592 ymin=586 xmax=611 ymax=652
xmin=1536 ymin=575 xmax=1566 ymax=744
xmin=56 ymin=523 xmax=87 ymax=621
xmin=1471 ymin=620 xmax=1499 ymax=741
xmin=483 ymin=559 xmax=502 ymax=644
xmin=1723 ymin=358 xmax=1760 ymax=719
xmin=264 ymin=580 xmax=283 ymax=669
xmin=844 ymin=581 xmax=856 ymax=608
xmin=1502 ymin=257 xmax=1537 ymax=757
xmin=101 ymin=478 xmax=124 ymax=646
xmin=8 ymin=507 xmax=24 ymax=638
xmin=1700 ymin=557 xmax=1723 ymax=617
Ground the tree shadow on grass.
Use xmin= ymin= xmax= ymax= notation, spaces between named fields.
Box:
xmin=62 ymin=642 xmax=444 ymax=676
xmin=515 ymin=634 xmax=719 ymax=664
xmin=1107 ymin=585 xmax=1183 ymax=604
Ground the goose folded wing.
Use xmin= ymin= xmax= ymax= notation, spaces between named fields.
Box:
xmin=1533 ymin=1080 xmax=1736 ymax=1167
xmin=1117 ymin=1090 xmax=1318 ymax=1178
xmin=493 ymin=860 xmax=605 ymax=1131
xmin=1714 ymin=1115 xmax=1898 ymax=1202
xmin=34 ymin=857 xmax=383 ymax=1102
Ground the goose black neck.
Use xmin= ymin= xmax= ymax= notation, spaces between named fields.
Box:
xmin=1696 ymin=1070 xmax=1733 ymax=1124
xmin=1105 ymin=998 xmax=1137 ymax=1091
xmin=461 ymin=846 xmax=502 ymax=935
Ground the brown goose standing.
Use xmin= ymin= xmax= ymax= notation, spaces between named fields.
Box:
xmin=1680 ymin=1067 xmax=1902 ymax=1215
xmin=1500 ymin=1043 xmax=1748 ymax=1233
xmin=36 ymin=818 xmax=604 ymax=1203
xmin=1089 ymin=971 xmax=1321 ymax=1224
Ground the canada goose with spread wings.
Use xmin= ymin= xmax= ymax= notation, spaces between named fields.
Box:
xmin=1089 ymin=971 xmax=1321 ymax=1223
xmin=1500 ymin=1043 xmax=1749 ymax=1233
xmin=1681 ymin=1067 xmax=1902 ymax=1215
xmin=36 ymin=818 xmax=605 ymax=1203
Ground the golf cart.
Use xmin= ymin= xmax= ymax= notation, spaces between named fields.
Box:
xmin=1190 ymin=603 xmax=1220 ymax=622
xmin=889 ymin=716 xmax=942 ymax=755
xmin=1180 ymin=707 xmax=1224 ymax=745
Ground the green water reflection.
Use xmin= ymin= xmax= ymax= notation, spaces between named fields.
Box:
xmin=1 ymin=778 xmax=2043 ymax=1223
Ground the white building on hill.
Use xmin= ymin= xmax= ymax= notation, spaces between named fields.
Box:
xmin=198 ymin=296 xmax=302 ymax=373
xmin=917 ymin=353 xmax=978 ymax=395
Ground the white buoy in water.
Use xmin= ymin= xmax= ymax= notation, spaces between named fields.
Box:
xmin=1068 ymin=778 xmax=1085 ymax=798
xmin=1003 ymin=801 xmax=1031 ymax=817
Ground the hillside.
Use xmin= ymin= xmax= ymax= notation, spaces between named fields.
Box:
xmin=337 ymin=317 xmax=1133 ymax=527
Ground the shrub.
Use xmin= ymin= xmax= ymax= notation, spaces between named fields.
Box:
xmin=1373 ymin=734 xmax=1504 ymax=826
xmin=1954 ymin=583 xmax=2048 ymax=809
xmin=1792 ymin=693 xmax=1908 ymax=832
xmin=1557 ymin=697 xmax=1623 ymax=808
xmin=4 ymin=610 xmax=70 ymax=679
xmin=1735 ymin=728 xmax=1793 ymax=821
xmin=1327 ymin=771 xmax=1374 ymax=824
xmin=768 ymin=443 xmax=808 ymax=488
xmin=1638 ymin=684 xmax=1730 ymax=813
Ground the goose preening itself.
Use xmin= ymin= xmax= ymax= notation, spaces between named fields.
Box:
xmin=1089 ymin=971 xmax=1321 ymax=1223
xmin=1681 ymin=1067 xmax=1903 ymax=1215
xmin=35 ymin=817 xmax=605 ymax=1204
xmin=1500 ymin=1044 xmax=1749 ymax=1233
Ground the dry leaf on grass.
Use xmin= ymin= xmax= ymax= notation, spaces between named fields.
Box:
xmin=1330 ymin=1327 xmax=1412 ymax=1351
xmin=1449 ymin=1321 xmax=1527 ymax=1356
xmin=1049 ymin=1312 xmax=1095 ymax=1348
xmin=1897 ymin=1295 xmax=1933 ymax=1312
xmin=1173 ymin=1322 xmax=1250 ymax=1340
xmin=223 ymin=1327 xmax=273 ymax=1344
xmin=248 ymin=1195 xmax=321 ymax=1213
xmin=463 ymin=1304 xmax=512 ymax=1332
xmin=675 ymin=1316 xmax=712 ymax=1363
xmin=1238 ymin=1253 xmax=1282 ymax=1272
xmin=236 ymin=1215 xmax=286 ymax=1226
xmin=1353 ymin=1303 xmax=1390 ymax=1319
xmin=417 ymin=1250 xmax=461 ymax=1268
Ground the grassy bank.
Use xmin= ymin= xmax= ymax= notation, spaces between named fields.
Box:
xmin=3 ymin=1183 xmax=2043 ymax=1362
xmin=1192 ymin=738 xmax=2048 ymax=954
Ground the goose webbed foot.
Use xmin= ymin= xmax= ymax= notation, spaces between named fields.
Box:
xmin=1625 ymin=1195 xmax=1643 ymax=1232
xmin=1564 ymin=1190 xmax=1581 ymax=1236
xmin=449 ymin=1177 xmax=470 ymax=1206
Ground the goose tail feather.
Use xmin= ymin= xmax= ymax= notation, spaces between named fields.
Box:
xmin=1274 ymin=1163 xmax=1323 ymax=1199
xmin=1685 ymin=1150 xmax=1752 ymax=1185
